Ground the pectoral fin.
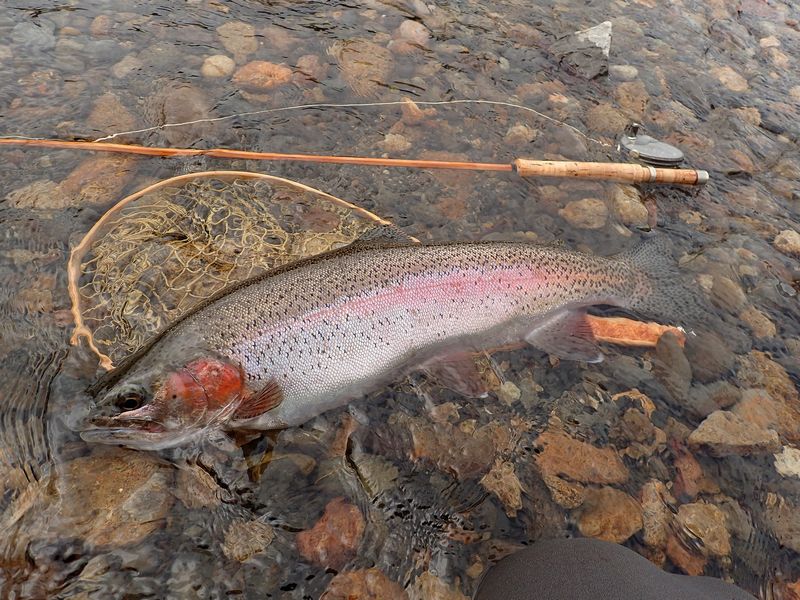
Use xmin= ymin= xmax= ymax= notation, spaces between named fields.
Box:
xmin=420 ymin=353 xmax=490 ymax=398
xmin=525 ymin=310 xmax=604 ymax=363
xmin=234 ymin=379 xmax=284 ymax=420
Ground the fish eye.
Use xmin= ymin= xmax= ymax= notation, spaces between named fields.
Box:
xmin=116 ymin=392 xmax=144 ymax=412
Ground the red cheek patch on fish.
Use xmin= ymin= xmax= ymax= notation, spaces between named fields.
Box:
xmin=172 ymin=358 xmax=282 ymax=420
xmin=182 ymin=358 xmax=245 ymax=410
xmin=161 ymin=370 xmax=208 ymax=412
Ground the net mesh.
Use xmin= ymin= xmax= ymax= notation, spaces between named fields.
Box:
xmin=70 ymin=172 xmax=390 ymax=367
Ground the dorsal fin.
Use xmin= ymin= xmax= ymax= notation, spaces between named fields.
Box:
xmin=348 ymin=224 xmax=418 ymax=247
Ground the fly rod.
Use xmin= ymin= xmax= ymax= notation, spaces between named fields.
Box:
xmin=0 ymin=137 xmax=708 ymax=185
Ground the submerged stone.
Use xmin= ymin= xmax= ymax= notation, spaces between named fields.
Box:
xmin=688 ymin=410 xmax=781 ymax=456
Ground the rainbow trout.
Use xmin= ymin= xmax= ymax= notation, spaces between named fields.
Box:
xmin=82 ymin=233 xmax=695 ymax=449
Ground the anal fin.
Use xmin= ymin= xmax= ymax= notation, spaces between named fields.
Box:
xmin=234 ymin=379 xmax=284 ymax=420
xmin=525 ymin=310 xmax=604 ymax=363
xmin=419 ymin=353 xmax=491 ymax=398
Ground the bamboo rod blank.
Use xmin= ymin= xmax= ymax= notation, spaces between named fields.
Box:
xmin=0 ymin=138 xmax=512 ymax=172
xmin=0 ymin=138 xmax=709 ymax=184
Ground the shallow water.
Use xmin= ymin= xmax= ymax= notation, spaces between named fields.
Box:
xmin=1 ymin=0 xmax=799 ymax=597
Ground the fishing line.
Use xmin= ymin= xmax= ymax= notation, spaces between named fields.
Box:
xmin=0 ymin=98 xmax=613 ymax=148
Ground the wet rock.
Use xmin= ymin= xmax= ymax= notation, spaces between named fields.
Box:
xmin=542 ymin=474 xmax=586 ymax=508
xmin=111 ymin=54 xmax=143 ymax=78
xmin=550 ymin=22 xmax=611 ymax=79
xmin=737 ymin=351 xmax=798 ymax=405
xmin=687 ymin=381 xmax=741 ymax=418
xmin=57 ymin=154 xmax=137 ymax=206
xmin=614 ymin=81 xmax=649 ymax=120
xmin=575 ymin=21 xmax=612 ymax=55
xmin=611 ymin=408 xmax=665 ymax=460
xmin=13 ymin=273 xmax=55 ymax=314
xmin=732 ymin=107 xmax=761 ymax=126
xmin=675 ymin=503 xmax=730 ymax=557
xmin=57 ymin=451 xmax=173 ymax=547
xmin=666 ymin=534 xmax=706 ymax=575
xmin=504 ymin=124 xmax=537 ymax=146
xmin=232 ymin=60 xmax=293 ymax=92
xmin=497 ymin=381 xmax=521 ymax=405
xmin=558 ymin=198 xmax=608 ymax=229
xmin=400 ymin=97 xmax=436 ymax=124
xmin=222 ymin=519 xmax=275 ymax=562
xmin=293 ymin=54 xmax=327 ymax=85
xmin=759 ymin=35 xmax=780 ymax=48
xmin=201 ymin=54 xmax=235 ymax=78
xmin=322 ymin=568 xmax=408 ymax=600
xmin=381 ymin=133 xmax=412 ymax=153
xmin=715 ymin=496 xmax=753 ymax=543
xmin=409 ymin=572 xmax=469 ymax=600
xmin=679 ymin=210 xmax=703 ymax=226
xmin=640 ymin=480 xmax=673 ymax=550
xmin=610 ymin=185 xmax=648 ymax=227
xmin=296 ymin=497 xmax=365 ymax=570
xmin=765 ymin=493 xmax=800 ymax=553
xmin=271 ymin=452 xmax=317 ymax=477
xmin=393 ymin=20 xmax=430 ymax=46
xmin=217 ymin=21 xmax=258 ymax=62
xmin=328 ymin=39 xmax=393 ymax=97
xmin=5 ymin=180 xmax=70 ymax=210
xmin=585 ymin=102 xmax=629 ymax=134
xmin=774 ymin=446 xmax=800 ymax=479
xmin=713 ymin=66 xmax=749 ymax=92
xmin=480 ymin=459 xmax=524 ymax=517
xmin=143 ymin=82 xmax=215 ymax=146
xmin=90 ymin=14 xmax=113 ymax=37
xmin=11 ymin=21 xmax=56 ymax=51
xmin=85 ymin=92 xmax=137 ymax=137
xmin=740 ymin=306 xmax=776 ymax=338
xmin=609 ymin=65 xmax=639 ymax=81
xmin=85 ymin=39 xmax=125 ymax=63
xmin=174 ymin=463 xmax=224 ymax=509
xmin=53 ymin=38 xmax=86 ymax=72
xmin=684 ymin=331 xmax=734 ymax=383
xmin=773 ymin=579 xmax=800 ymax=600
xmin=576 ymin=487 xmax=642 ymax=543
xmin=733 ymin=389 xmax=800 ymax=442
xmin=710 ymin=276 xmax=746 ymax=313
xmin=349 ymin=452 xmax=398 ymax=498
xmin=774 ymin=229 xmax=800 ymax=257
xmin=672 ymin=445 xmax=719 ymax=499
xmin=654 ymin=331 xmax=691 ymax=399
xmin=391 ymin=413 xmax=520 ymax=479
xmin=17 ymin=69 xmax=61 ymax=97
xmin=534 ymin=430 xmax=628 ymax=484
xmin=687 ymin=410 xmax=781 ymax=456
xmin=261 ymin=24 xmax=298 ymax=52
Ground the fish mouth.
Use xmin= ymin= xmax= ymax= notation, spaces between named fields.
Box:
xmin=79 ymin=416 xmax=174 ymax=450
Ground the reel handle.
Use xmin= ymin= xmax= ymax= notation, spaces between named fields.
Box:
xmin=513 ymin=159 xmax=708 ymax=185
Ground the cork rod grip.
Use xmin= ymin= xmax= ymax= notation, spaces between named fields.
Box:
xmin=513 ymin=159 xmax=708 ymax=185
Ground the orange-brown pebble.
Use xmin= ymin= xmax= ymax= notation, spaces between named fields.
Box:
xmin=534 ymin=429 xmax=628 ymax=484
xmin=232 ymin=61 xmax=293 ymax=91
xmin=322 ymin=568 xmax=408 ymax=600
xmin=296 ymin=497 xmax=365 ymax=570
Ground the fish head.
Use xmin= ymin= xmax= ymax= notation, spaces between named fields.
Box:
xmin=81 ymin=357 xmax=246 ymax=450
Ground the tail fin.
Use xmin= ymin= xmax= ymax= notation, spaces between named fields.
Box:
xmin=618 ymin=234 xmax=749 ymax=352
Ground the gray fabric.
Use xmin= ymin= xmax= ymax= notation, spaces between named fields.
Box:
xmin=474 ymin=538 xmax=756 ymax=600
